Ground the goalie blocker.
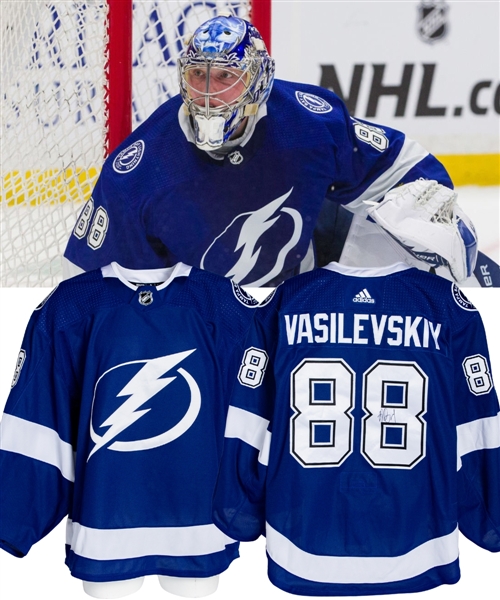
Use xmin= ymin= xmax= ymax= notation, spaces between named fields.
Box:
xmin=365 ymin=179 xmax=478 ymax=284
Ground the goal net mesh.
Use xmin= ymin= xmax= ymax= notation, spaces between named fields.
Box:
xmin=1 ymin=1 xmax=252 ymax=287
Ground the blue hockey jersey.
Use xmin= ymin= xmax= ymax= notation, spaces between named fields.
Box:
xmin=0 ymin=263 xmax=258 ymax=582
xmin=63 ymin=80 xmax=451 ymax=286
xmin=213 ymin=263 xmax=500 ymax=595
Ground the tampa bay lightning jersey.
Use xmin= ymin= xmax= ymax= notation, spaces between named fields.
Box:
xmin=213 ymin=263 xmax=500 ymax=595
xmin=63 ymin=80 xmax=451 ymax=286
xmin=0 ymin=263 xmax=258 ymax=582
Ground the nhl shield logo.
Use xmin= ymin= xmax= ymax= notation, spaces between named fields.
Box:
xmin=138 ymin=290 xmax=154 ymax=306
xmin=417 ymin=0 xmax=449 ymax=44
xmin=228 ymin=151 xmax=244 ymax=165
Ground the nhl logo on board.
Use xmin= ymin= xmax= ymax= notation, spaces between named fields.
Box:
xmin=113 ymin=140 xmax=145 ymax=174
xmin=295 ymin=91 xmax=332 ymax=114
xmin=138 ymin=290 xmax=154 ymax=306
xmin=228 ymin=151 xmax=244 ymax=165
xmin=417 ymin=0 xmax=449 ymax=44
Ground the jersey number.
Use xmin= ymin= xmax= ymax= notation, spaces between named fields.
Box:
xmin=291 ymin=359 xmax=427 ymax=469
xmin=462 ymin=354 xmax=493 ymax=395
xmin=73 ymin=198 xmax=109 ymax=250
xmin=238 ymin=347 xmax=269 ymax=388
xmin=353 ymin=120 xmax=389 ymax=152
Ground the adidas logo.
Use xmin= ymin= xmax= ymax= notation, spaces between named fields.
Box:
xmin=353 ymin=289 xmax=375 ymax=303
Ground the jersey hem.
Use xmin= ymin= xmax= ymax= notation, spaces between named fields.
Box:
xmin=65 ymin=544 xmax=239 ymax=583
xmin=0 ymin=538 xmax=25 ymax=558
xmin=267 ymin=555 xmax=461 ymax=596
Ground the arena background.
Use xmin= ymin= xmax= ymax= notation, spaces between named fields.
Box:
xmin=273 ymin=1 xmax=499 ymax=186
xmin=1 ymin=0 xmax=498 ymax=285
xmin=1 ymin=2 xmax=499 ymax=597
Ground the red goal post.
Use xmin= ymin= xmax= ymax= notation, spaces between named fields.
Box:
xmin=0 ymin=0 xmax=272 ymax=287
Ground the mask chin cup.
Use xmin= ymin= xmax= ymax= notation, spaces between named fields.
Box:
xmin=194 ymin=114 xmax=226 ymax=150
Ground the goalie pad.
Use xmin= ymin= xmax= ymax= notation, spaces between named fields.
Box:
xmin=365 ymin=180 xmax=478 ymax=283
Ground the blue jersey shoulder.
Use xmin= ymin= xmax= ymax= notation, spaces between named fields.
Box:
xmin=100 ymin=94 xmax=197 ymax=194
xmin=266 ymin=80 xmax=353 ymax=148
xmin=103 ymin=81 xmax=353 ymax=192
xmin=32 ymin=269 xmax=121 ymax=337
xmin=176 ymin=267 xmax=259 ymax=338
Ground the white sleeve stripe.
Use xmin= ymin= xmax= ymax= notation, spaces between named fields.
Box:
xmin=62 ymin=256 xmax=85 ymax=279
xmin=345 ymin=138 xmax=430 ymax=213
xmin=0 ymin=414 xmax=75 ymax=482
xmin=266 ymin=523 xmax=458 ymax=585
xmin=258 ymin=430 xmax=272 ymax=467
xmin=225 ymin=405 xmax=270 ymax=453
xmin=457 ymin=412 xmax=500 ymax=470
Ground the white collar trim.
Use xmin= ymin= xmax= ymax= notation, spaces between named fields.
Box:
xmin=102 ymin=262 xmax=192 ymax=290
xmin=322 ymin=262 xmax=411 ymax=278
xmin=178 ymin=105 xmax=196 ymax=145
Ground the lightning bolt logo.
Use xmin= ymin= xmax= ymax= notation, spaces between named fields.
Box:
xmin=88 ymin=349 xmax=199 ymax=460
xmin=112 ymin=140 xmax=145 ymax=173
xmin=201 ymin=188 xmax=303 ymax=287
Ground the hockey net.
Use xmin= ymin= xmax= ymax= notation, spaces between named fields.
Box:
xmin=1 ymin=0 xmax=270 ymax=287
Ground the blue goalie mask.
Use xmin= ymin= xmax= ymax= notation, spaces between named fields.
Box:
xmin=178 ymin=15 xmax=275 ymax=151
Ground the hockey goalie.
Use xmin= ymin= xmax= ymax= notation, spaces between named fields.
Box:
xmin=63 ymin=14 xmax=485 ymax=288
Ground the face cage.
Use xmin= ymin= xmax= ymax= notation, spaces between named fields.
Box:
xmin=182 ymin=61 xmax=247 ymax=114
xmin=179 ymin=56 xmax=265 ymax=121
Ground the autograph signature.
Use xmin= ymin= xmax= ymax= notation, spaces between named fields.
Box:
xmin=378 ymin=408 xmax=396 ymax=423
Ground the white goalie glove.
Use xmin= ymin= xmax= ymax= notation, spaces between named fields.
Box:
xmin=365 ymin=179 xmax=478 ymax=283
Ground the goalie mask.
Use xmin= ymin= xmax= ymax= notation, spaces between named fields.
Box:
xmin=178 ymin=15 xmax=275 ymax=151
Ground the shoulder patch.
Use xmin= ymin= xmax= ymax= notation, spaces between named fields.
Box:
xmin=295 ymin=91 xmax=332 ymax=114
xmin=35 ymin=286 xmax=59 ymax=310
xmin=259 ymin=285 xmax=280 ymax=307
xmin=113 ymin=140 xmax=145 ymax=174
xmin=11 ymin=349 xmax=26 ymax=388
xmin=451 ymin=283 xmax=476 ymax=311
xmin=231 ymin=282 xmax=260 ymax=307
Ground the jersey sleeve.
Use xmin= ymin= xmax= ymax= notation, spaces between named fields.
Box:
xmin=0 ymin=300 xmax=76 ymax=558
xmin=452 ymin=289 xmax=500 ymax=551
xmin=63 ymin=163 xmax=169 ymax=274
xmin=212 ymin=299 xmax=279 ymax=542
xmin=319 ymin=91 xmax=453 ymax=212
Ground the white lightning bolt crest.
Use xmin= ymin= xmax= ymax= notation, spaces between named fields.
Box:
xmin=200 ymin=187 xmax=303 ymax=286
xmin=89 ymin=349 xmax=196 ymax=459
xmin=225 ymin=189 xmax=293 ymax=282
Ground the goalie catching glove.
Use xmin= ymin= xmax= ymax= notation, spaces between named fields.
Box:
xmin=365 ymin=179 xmax=478 ymax=283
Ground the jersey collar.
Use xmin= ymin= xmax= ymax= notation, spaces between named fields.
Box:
xmin=322 ymin=262 xmax=411 ymax=277
xmin=101 ymin=262 xmax=192 ymax=290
